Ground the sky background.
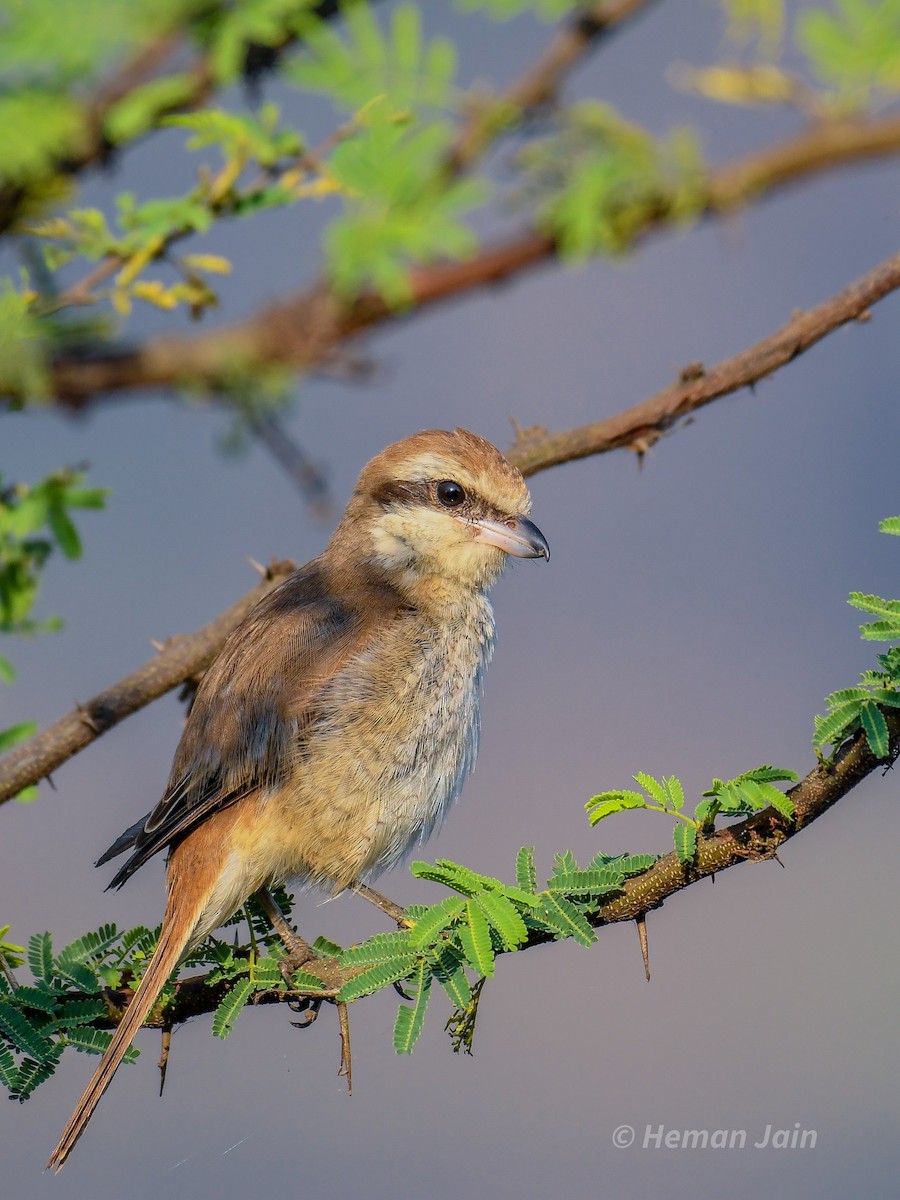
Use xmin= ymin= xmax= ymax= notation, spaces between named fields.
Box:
xmin=4 ymin=2 xmax=900 ymax=1196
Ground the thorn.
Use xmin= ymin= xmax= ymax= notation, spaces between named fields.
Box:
xmin=75 ymin=702 xmax=103 ymax=733
xmin=678 ymin=360 xmax=705 ymax=383
xmin=771 ymin=852 xmax=785 ymax=868
xmin=856 ymin=308 xmax=872 ymax=323
xmin=337 ymin=1000 xmax=352 ymax=1095
xmin=636 ymin=913 xmax=650 ymax=982
xmin=392 ymin=980 xmax=414 ymax=1001
xmin=158 ymin=1027 xmax=172 ymax=1097
xmin=246 ymin=556 xmax=267 ymax=578
xmin=46 ymin=774 xmax=57 ymax=791
xmin=150 ymin=639 xmax=165 ymax=652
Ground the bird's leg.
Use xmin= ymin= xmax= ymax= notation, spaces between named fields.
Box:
xmin=349 ymin=881 xmax=411 ymax=927
xmin=254 ymin=886 xmax=318 ymax=987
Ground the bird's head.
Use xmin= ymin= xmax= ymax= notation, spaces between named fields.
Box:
xmin=331 ymin=428 xmax=549 ymax=600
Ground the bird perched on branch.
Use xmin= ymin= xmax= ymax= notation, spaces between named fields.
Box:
xmin=49 ymin=427 xmax=549 ymax=1170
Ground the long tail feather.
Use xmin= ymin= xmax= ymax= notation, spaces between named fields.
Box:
xmin=48 ymin=891 xmax=204 ymax=1171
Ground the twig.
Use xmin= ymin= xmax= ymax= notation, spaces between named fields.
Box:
xmin=508 ymin=248 xmax=900 ymax=475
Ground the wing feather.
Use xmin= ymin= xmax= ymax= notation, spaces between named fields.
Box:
xmin=100 ymin=560 xmax=387 ymax=889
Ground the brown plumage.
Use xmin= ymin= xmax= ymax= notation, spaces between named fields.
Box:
xmin=49 ymin=428 xmax=548 ymax=1170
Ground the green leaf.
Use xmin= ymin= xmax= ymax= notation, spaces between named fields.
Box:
xmin=8 ymin=1043 xmax=63 ymax=1100
xmin=547 ymin=867 xmax=625 ymax=895
xmin=673 ymin=822 xmax=697 ymax=866
xmin=0 ymin=722 xmax=37 ymax=754
xmin=11 ymin=987 xmax=57 ymax=1015
xmin=457 ymin=901 xmax=495 ymax=977
xmin=585 ymin=789 xmax=648 ymax=825
xmin=534 ymin=895 xmax=596 ymax=947
xmin=288 ymin=968 xmax=330 ymax=992
xmin=0 ymin=91 xmax=87 ymax=188
xmin=48 ymin=998 xmax=106 ymax=1029
xmin=610 ymin=852 xmax=658 ymax=876
xmin=693 ymin=797 xmax=719 ymax=827
xmin=46 ymin=503 xmax=82 ymax=559
xmin=211 ymin=977 xmax=255 ymax=1039
xmin=392 ymin=961 xmax=431 ymax=1054
xmin=859 ymin=619 xmax=900 ymax=641
xmin=879 ymin=516 xmax=900 ymax=535
xmin=0 ymin=656 xmax=15 ymax=683
xmin=408 ymin=897 xmax=466 ymax=950
xmin=338 ymin=957 xmax=419 ymax=1002
xmin=860 ymin=700 xmax=890 ymax=758
xmin=27 ymin=933 xmax=53 ymax=985
xmin=291 ymin=2 xmax=457 ymax=112
xmin=663 ymin=775 xmax=685 ymax=811
xmin=633 ymin=771 xmax=668 ymax=806
xmin=0 ymin=1041 xmax=20 ymax=1093
xmin=410 ymin=858 xmax=502 ymax=897
xmin=848 ymin=592 xmax=900 ymax=618
xmin=515 ymin=846 xmax=537 ymax=892
xmin=476 ymin=891 xmax=528 ymax=950
xmin=340 ymin=931 xmax=417 ymax=967
xmin=103 ymin=73 xmax=198 ymax=144
xmin=0 ymin=1001 xmax=54 ymax=1061
xmin=63 ymin=1028 xmax=115 ymax=1056
xmin=429 ymin=946 xmax=472 ymax=1009
xmin=311 ymin=936 xmax=343 ymax=958
xmin=249 ymin=956 xmax=284 ymax=988
xmin=798 ymin=1 xmax=900 ymax=98
xmin=814 ymin=700 xmax=863 ymax=747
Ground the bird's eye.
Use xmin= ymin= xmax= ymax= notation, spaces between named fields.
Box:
xmin=436 ymin=480 xmax=465 ymax=508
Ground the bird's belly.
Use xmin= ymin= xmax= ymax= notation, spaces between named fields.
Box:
xmin=265 ymin=611 xmax=492 ymax=889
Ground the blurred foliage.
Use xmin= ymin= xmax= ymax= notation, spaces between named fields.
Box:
xmin=0 ymin=0 xmax=897 ymax=400
xmin=0 ymin=469 xmax=107 ymax=798
xmin=519 ymin=102 xmax=706 ymax=259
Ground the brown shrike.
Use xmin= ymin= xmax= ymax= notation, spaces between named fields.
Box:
xmin=49 ymin=428 xmax=548 ymax=1170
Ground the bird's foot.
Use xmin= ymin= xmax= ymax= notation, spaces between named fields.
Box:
xmin=253 ymin=885 xmax=320 ymax=982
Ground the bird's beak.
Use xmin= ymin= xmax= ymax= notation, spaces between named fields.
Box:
xmin=464 ymin=515 xmax=550 ymax=560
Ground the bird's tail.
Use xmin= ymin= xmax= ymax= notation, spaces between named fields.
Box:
xmin=47 ymin=884 xmax=206 ymax=1172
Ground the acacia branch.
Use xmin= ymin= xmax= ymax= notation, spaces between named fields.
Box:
xmin=42 ymin=110 xmax=900 ymax=408
xmin=52 ymin=716 xmax=900 ymax=1035
xmin=509 ymin=247 xmax=900 ymax=474
xmin=2 ymin=248 xmax=900 ymax=805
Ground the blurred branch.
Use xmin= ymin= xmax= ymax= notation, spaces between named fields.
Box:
xmin=448 ymin=0 xmax=661 ymax=172
xmin=41 ymin=110 xmax=900 ymax=407
xmin=248 ymin=412 xmax=333 ymax=518
xmin=0 ymin=561 xmax=294 ymax=807
xmin=2 ymin=248 xmax=898 ymax=804
xmin=39 ymin=716 xmax=900 ymax=1035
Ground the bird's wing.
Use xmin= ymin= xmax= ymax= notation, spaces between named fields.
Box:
xmin=100 ymin=559 xmax=390 ymax=889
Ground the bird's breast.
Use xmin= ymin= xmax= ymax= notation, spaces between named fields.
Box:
xmin=270 ymin=595 xmax=496 ymax=888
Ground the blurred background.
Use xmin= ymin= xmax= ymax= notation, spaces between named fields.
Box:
xmin=3 ymin=1 xmax=900 ymax=1196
